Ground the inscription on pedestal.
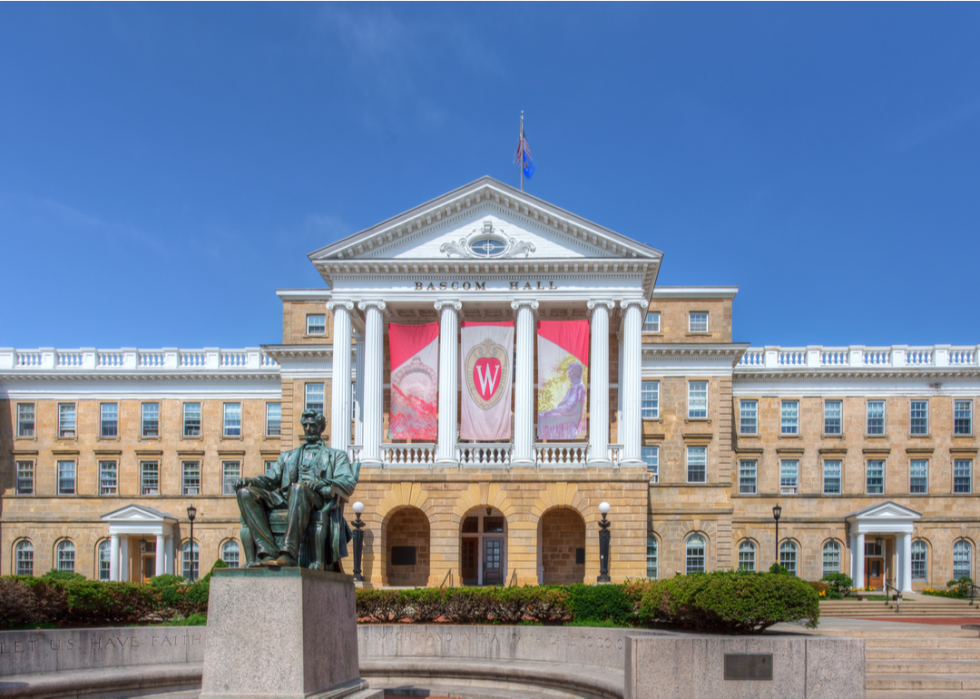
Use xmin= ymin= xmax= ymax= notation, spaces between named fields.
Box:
xmin=723 ymin=653 xmax=773 ymax=681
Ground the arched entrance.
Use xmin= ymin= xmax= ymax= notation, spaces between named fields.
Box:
xmin=383 ymin=507 xmax=430 ymax=587
xmin=460 ymin=507 xmax=508 ymax=586
xmin=538 ymin=507 xmax=586 ymax=584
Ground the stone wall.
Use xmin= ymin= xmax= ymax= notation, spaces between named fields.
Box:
xmin=384 ymin=507 xmax=430 ymax=587
xmin=540 ymin=507 xmax=586 ymax=584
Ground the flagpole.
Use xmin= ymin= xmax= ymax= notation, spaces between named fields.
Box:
xmin=520 ymin=111 xmax=524 ymax=192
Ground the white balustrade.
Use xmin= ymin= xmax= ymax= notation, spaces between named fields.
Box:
xmin=862 ymin=349 xmax=891 ymax=366
xmin=180 ymin=351 xmax=206 ymax=367
xmin=382 ymin=443 xmax=435 ymax=467
xmin=57 ymin=352 xmax=83 ymax=367
xmin=16 ymin=351 xmax=42 ymax=367
xmin=738 ymin=350 xmax=764 ymax=367
xmin=221 ymin=351 xmax=248 ymax=367
xmin=778 ymin=349 xmax=807 ymax=366
xmin=906 ymin=348 xmax=933 ymax=366
xmin=459 ymin=443 xmax=512 ymax=468
xmin=536 ymin=442 xmax=589 ymax=468
xmin=98 ymin=351 xmax=124 ymax=367
xmin=139 ymin=351 xmax=166 ymax=367
xmin=262 ymin=354 xmax=278 ymax=367
xmin=735 ymin=345 xmax=980 ymax=371
xmin=607 ymin=444 xmax=623 ymax=466
xmin=347 ymin=445 xmax=364 ymax=463
xmin=820 ymin=349 xmax=848 ymax=366
xmin=950 ymin=349 xmax=976 ymax=366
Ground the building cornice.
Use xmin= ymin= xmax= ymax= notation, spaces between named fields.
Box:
xmin=275 ymin=289 xmax=332 ymax=302
xmin=651 ymin=286 xmax=739 ymax=300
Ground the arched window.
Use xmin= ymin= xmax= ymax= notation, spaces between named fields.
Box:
xmin=822 ymin=541 xmax=841 ymax=577
xmin=738 ymin=541 xmax=756 ymax=571
xmin=646 ymin=536 xmax=658 ymax=579
xmin=780 ymin=541 xmax=798 ymax=576
xmin=222 ymin=541 xmax=240 ymax=569
xmin=911 ymin=540 xmax=928 ymax=581
xmin=57 ymin=540 xmax=75 ymax=573
xmin=98 ymin=541 xmax=111 ymax=581
xmin=15 ymin=541 xmax=34 ymax=576
xmin=182 ymin=542 xmax=200 ymax=580
xmin=953 ymin=540 xmax=973 ymax=580
xmin=686 ymin=534 xmax=706 ymax=574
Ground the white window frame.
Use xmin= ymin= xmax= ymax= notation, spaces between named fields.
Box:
xmin=305 ymin=383 xmax=325 ymax=414
xmin=182 ymin=541 xmax=200 ymax=580
xmin=99 ymin=460 xmax=118 ymax=496
xmin=779 ymin=541 xmax=798 ymax=576
xmin=182 ymin=461 xmax=201 ymax=496
xmin=16 ymin=461 xmax=34 ymax=495
xmin=223 ymin=402 xmax=242 ymax=437
xmin=686 ymin=445 xmax=707 ymax=483
xmin=822 ymin=460 xmax=842 ymax=495
xmin=646 ymin=536 xmax=658 ymax=579
xmin=738 ymin=541 xmax=756 ymax=571
xmin=57 ymin=540 xmax=75 ymax=573
xmin=222 ymin=461 xmax=241 ymax=496
xmin=16 ymin=540 xmax=34 ymax=576
xmin=866 ymin=459 xmax=885 ymax=494
xmin=910 ymin=399 xmax=929 ymax=436
xmin=222 ymin=541 xmax=241 ymax=568
xmin=953 ymin=540 xmax=973 ymax=580
xmin=688 ymin=312 xmax=708 ymax=333
xmin=641 ymin=381 xmax=659 ymax=419
xmin=824 ymin=400 xmax=842 ymax=435
xmin=954 ymin=459 xmax=973 ymax=494
xmin=642 ymin=446 xmax=659 ymax=483
xmin=822 ymin=541 xmax=841 ymax=577
xmin=141 ymin=461 xmax=160 ymax=496
xmin=954 ymin=400 xmax=973 ymax=435
xmin=688 ymin=381 xmax=708 ymax=419
xmin=739 ymin=400 xmax=758 ymax=435
xmin=738 ymin=460 xmax=757 ymax=495
xmin=781 ymin=400 xmax=799 ymax=435
xmin=100 ymin=403 xmax=118 ymax=438
xmin=266 ymin=402 xmax=282 ymax=437
xmin=58 ymin=460 xmax=76 ymax=495
xmin=98 ymin=540 xmax=112 ymax=581
xmin=867 ymin=400 xmax=886 ymax=436
xmin=642 ymin=312 xmax=661 ymax=332
xmin=183 ymin=402 xmax=202 ymax=437
xmin=780 ymin=460 xmax=799 ymax=495
xmin=141 ymin=402 xmax=160 ymax=438
xmin=909 ymin=459 xmax=929 ymax=494
xmin=306 ymin=314 xmax=327 ymax=335
xmin=58 ymin=403 xmax=76 ymax=438
xmin=17 ymin=403 xmax=35 ymax=438
xmin=911 ymin=540 xmax=928 ymax=581
xmin=686 ymin=534 xmax=706 ymax=574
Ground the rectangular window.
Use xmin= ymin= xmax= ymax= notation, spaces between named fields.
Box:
xmin=689 ymin=312 xmax=708 ymax=333
xmin=58 ymin=461 xmax=76 ymax=495
xmin=183 ymin=402 xmax=202 ymax=437
xmin=823 ymin=460 xmax=842 ymax=495
xmin=910 ymin=459 xmax=929 ymax=494
xmin=646 ymin=537 xmax=658 ymax=579
xmin=688 ymin=381 xmax=708 ymax=419
xmin=641 ymin=382 xmax=659 ymax=419
xmin=222 ymin=462 xmax=241 ymax=495
xmin=867 ymin=400 xmax=885 ymax=435
xmin=910 ymin=400 xmax=929 ymax=435
xmin=866 ymin=460 xmax=885 ymax=494
xmin=100 ymin=403 xmax=118 ymax=438
xmin=141 ymin=402 xmax=159 ymax=437
xmin=780 ymin=460 xmax=799 ymax=494
xmin=266 ymin=402 xmax=282 ymax=437
xmin=739 ymin=460 xmax=757 ymax=495
xmin=954 ymin=400 xmax=973 ymax=435
xmin=781 ymin=400 xmax=799 ymax=435
xmin=306 ymin=314 xmax=327 ymax=335
xmin=17 ymin=403 xmax=35 ymax=438
xmin=141 ymin=461 xmax=159 ymax=495
xmin=739 ymin=400 xmax=758 ymax=435
xmin=99 ymin=461 xmax=117 ymax=495
xmin=182 ymin=462 xmax=201 ymax=495
xmin=642 ymin=446 xmax=659 ymax=483
xmin=954 ymin=459 xmax=973 ymax=494
xmin=305 ymin=383 xmax=325 ymax=414
xmin=687 ymin=446 xmax=707 ymax=483
xmin=58 ymin=403 xmax=76 ymax=438
xmin=16 ymin=461 xmax=34 ymax=495
xmin=223 ymin=402 xmax=242 ymax=437
xmin=824 ymin=400 xmax=842 ymax=435
xmin=642 ymin=312 xmax=660 ymax=332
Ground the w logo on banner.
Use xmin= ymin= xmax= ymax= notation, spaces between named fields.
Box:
xmin=474 ymin=358 xmax=502 ymax=400
xmin=463 ymin=338 xmax=510 ymax=410
xmin=460 ymin=322 xmax=514 ymax=441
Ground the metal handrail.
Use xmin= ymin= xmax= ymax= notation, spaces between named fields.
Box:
xmin=968 ymin=583 xmax=980 ymax=606
xmin=440 ymin=569 xmax=453 ymax=588
xmin=884 ymin=582 xmax=901 ymax=614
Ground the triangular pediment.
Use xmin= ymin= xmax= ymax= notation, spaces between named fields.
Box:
xmin=846 ymin=501 xmax=922 ymax=522
xmin=308 ymin=177 xmax=663 ymax=267
xmin=102 ymin=504 xmax=178 ymax=523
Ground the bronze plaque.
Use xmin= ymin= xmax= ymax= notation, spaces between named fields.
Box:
xmin=723 ymin=653 xmax=773 ymax=681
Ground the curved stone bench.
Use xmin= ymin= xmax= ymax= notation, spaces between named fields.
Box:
xmin=0 ymin=662 xmax=203 ymax=699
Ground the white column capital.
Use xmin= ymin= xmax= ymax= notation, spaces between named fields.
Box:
xmin=510 ymin=299 xmax=539 ymax=314
xmin=587 ymin=299 xmax=616 ymax=312
xmin=619 ymin=299 xmax=647 ymax=311
xmin=434 ymin=300 xmax=462 ymax=314
xmin=325 ymin=300 xmax=354 ymax=312
xmin=357 ymin=300 xmax=387 ymax=313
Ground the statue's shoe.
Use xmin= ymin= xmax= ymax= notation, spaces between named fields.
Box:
xmin=266 ymin=554 xmax=298 ymax=567
xmin=246 ymin=560 xmax=266 ymax=568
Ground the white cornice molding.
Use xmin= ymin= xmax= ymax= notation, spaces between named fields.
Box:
xmin=735 ymin=368 xmax=980 ymax=381
xmin=651 ymin=286 xmax=739 ymax=300
xmin=643 ymin=344 xmax=749 ymax=360
xmin=276 ymin=289 xmax=332 ymax=302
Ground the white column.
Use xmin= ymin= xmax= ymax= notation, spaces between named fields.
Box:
xmin=511 ymin=300 xmax=538 ymax=466
xmin=119 ymin=537 xmax=129 ymax=582
xmin=353 ymin=331 xmax=365 ymax=448
xmin=327 ymin=301 xmax=354 ymax=453
xmin=587 ymin=300 xmax=615 ymax=466
xmin=166 ymin=535 xmax=175 ymax=575
xmin=109 ymin=533 xmax=120 ymax=582
xmin=902 ymin=531 xmax=913 ymax=592
xmin=155 ymin=534 xmax=166 ymax=577
xmin=855 ymin=532 xmax=865 ymax=589
xmin=434 ymin=301 xmax=462 ymax=466
xmin=619 ymin=300 xmax=645 ymax=466
xmin=358 ymin=301 xmax=386 ymax=468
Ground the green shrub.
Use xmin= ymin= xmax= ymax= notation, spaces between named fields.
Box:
xmin=639 ymin=570 xmax=819 ymax=634
xmin=821 ymin=573 xmax=853 ymax=600
xmin=42 ymin=570 xmax=87 ymax=583
xmin=946 ymin=577 xmax=975 ymax=599
xmin=808 ymin=580 xmax=828 ymax=597
xmin=162 ymin=612 xmax=208 ymax=626
xmin=564 ymin=583 xmax=634 ymax=626
xmin=768 ymin=563 xmax=792 ymax=576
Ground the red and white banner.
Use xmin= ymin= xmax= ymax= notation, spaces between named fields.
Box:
xmin=460 ymin=321 xmax=514 ymax=441
xmin=537 ymin=320 xmax=589 ymax=440
xmin=388 ymin=322 xmax=439 ymax=441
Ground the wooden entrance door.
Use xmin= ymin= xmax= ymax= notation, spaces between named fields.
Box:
xmin=142 ymin=555 xmax=156 ymax=582
xmin=866 ymin=558 xmax=884 ymax=590
xmin=483 ymin=537 xmax=503 ymax=585
xmin=461 ymin=537 xmax=478 ymax=585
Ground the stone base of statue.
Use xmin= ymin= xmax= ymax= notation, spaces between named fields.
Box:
xmin=201 ymin=567 xmax=379 ymax=699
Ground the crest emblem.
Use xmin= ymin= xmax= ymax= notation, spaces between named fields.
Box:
xmin=464 ymin=338 xmax=510 ymax=410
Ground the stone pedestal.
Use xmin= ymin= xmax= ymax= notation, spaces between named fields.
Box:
xmin=201 ymin=567 xmax=372 ymax=699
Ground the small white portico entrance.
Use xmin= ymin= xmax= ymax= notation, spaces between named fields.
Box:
xmin=101 ymin=505 xmax=178 ymax=581
xmin=846 ymin=501 xmax=921 ymax=593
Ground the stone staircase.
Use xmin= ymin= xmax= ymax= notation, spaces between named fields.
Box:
xmin=821 ymin=594 xmax=980 ymax=618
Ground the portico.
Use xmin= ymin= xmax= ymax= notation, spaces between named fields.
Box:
xmin=101 ymin=504 xmax=178 ymax=582
xmin=846 ymin=502 xmax=921 ymax=594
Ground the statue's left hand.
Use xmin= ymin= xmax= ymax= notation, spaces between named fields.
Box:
xmin=234 ymin=477 xmax=252 ymax=490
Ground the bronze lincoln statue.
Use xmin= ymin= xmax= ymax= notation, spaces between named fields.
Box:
xmin=235 ymin=409 xmax=359 ymax=569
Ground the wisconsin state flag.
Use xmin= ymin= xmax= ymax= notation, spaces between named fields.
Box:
xmin=537 ymin=320 xmax=589 ymax=440
xmin=388 ymin=322 xmax=439 ymax=440
xmin=459 ymin=321 xmax=514 ymax=441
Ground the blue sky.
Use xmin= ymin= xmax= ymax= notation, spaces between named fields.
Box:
xmin=1 ymin=3 xmax=978 ymax=349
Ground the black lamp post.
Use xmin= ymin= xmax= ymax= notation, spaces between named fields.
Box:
xmin=597 ymin=502 xmax=611 ymax=583
xmin=772 ymin=504 xmax=782 ymax=568
xmin=351 ymin=502 xmax=365 ymax=583
xmin=186 ymin=504 xmax=197 ymax=582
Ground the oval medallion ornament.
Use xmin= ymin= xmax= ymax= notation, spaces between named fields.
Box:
xmin=464 ymin=338 xmax=510 ymax=410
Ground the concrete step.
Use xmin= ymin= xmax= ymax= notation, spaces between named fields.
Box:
xmin=867 ymin=674 xmax=980 ymax=691
xmin=867 ymin=691 xmax=980 ymax=699
xmin=820 ymin=629 xmax=979 ymax=640
xmin=868 ymin=659 xmax=980 ymax=675
xmin=868 ymin=648 xmax=980 ymax=660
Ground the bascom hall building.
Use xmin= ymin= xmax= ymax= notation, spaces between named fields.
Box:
xmin=2 ymin=176 xmax=978 ymax=592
